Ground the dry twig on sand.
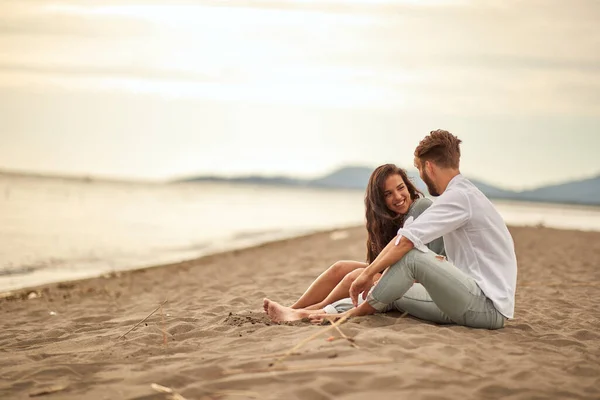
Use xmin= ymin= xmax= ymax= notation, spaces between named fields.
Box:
xmin=272 ymin=315 xmax=350 ymax=365
xmin=151 ymin=383 xmax=188 ymax=400
xmin=234 ymin=311 xmax=482 ymax=380
xmin=270 ymin=311 xmax=483 ymax=379
xmin=151 ymin=383 xmax=260 ymax=399
xmin=224 ymin=359 xmax=394 ymax=376
xmin=331 ymin=322 xmax=360 ymax=349
xmin=161 ymin=301 xmax=167 ymax=346
xmin=118 ymin=299 xmax=168 ymax=340
xmin=257 ymin=351 xmax=301 ymax=359
xmin=29 ymin=384 xmax=68 ymax=397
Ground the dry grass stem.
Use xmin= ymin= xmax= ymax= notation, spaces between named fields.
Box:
xmin=151 ymin=383 xmax=188 ymax=400
xmin=332 ymin=323 xmax=359 ymax=349
xmin=273 ymin=315 xmax=350 ymax=365
xmin=29 ymin=384 xmax=68 ymax=397
xmin=118 ymin=299 xmax=168 ymax=340
xmin=224 ymin=359 xmax=394 ymax=376
xmin=257 ymin=351 xmax=301 ymax=359
xmin=152 ymin=384 xmax=260 ymax=399
xmin=161 ymin=301 xmax=167 ymax=346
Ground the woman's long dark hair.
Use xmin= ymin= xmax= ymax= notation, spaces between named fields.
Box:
xmin=365 ymin=164 xmax=423 ymax=263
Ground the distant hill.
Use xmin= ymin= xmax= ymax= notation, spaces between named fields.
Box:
xmin=179 ymin=166 xmax=425 ymax=191
xmin=176 ymin=167 xmax=600 ymax=206
xmin=180 ymin=175 xmax=304 ymax=187
xmin=309 ymin=166 xmax=374 ymax=190
xmin=467 ymin=178 xmax=516 ymax=199
xmin=516 ymin=175 xmax=600 ymax=205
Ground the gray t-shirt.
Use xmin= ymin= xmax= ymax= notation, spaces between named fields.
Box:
xmin=405 ymin=198 xmax=445 ymax=256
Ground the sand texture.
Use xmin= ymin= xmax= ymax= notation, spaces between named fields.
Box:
xmin=1 ymin=226 xmax=599 ymax=399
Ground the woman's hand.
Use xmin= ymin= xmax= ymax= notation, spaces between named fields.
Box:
xmin=349 ymin=272 xmax=374 ymax=307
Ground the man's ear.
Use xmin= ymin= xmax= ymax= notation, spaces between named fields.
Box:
xmin=425 ymin=160 xmax=434 ymax=176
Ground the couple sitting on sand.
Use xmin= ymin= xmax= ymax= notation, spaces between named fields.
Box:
xmin=264 ymin=130 xmax=517 ymax=330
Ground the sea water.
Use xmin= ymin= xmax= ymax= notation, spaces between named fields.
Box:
xmin=1 ymin=174 xmax=599 ymax=293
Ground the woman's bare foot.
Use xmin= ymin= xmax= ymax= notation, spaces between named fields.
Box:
xmin=264 ymin=298 xmax=322 ymax=323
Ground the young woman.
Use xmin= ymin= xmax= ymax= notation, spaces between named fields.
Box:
xmin=264 ymin=164 xmax=445 ymax=322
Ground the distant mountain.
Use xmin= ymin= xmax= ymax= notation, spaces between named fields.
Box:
xmin=309 ymin=166 xmax=374 ymax=190
xmin=174 ymin=167 xmax=600 ymax=206
xmin=178 ymin=166 xmax=425 ymax=191
xmin=516 ymin=175 xmax=600 ymax=205
xmin=467 ymin=178 xmax=516 ymax=199
xmin=4 ymin=166 xmax=597 ymax=205
xmin=179 ymin=174 xmax=303 ymax=187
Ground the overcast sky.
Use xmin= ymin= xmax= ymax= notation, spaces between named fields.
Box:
xmin=1 ymin=0 xmax=599 ymax=190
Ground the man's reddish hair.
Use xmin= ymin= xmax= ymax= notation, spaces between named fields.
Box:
xmin=414 ymin=129 xmax=462 ymax=169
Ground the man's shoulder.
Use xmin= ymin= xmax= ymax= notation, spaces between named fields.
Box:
xmin=434 ymin=182 xmax=474 ymax=216
xmin=454 ymin=177 xmax=493 ymax=205
xmin=440 ymin=182 xmax=470 ymax=201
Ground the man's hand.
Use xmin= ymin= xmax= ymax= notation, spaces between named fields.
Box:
xmin=308 ymin=313 xmax=344 ymax=325
xmin=349 ymin=272 xmax=374 ymax=307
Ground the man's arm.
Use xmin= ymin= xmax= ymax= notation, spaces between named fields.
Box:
xmin=364 ymin=236 xmax=414 ymax=277
xmin=397 ymin=189 xmax=470 ymax=252
xmin=350 ymin=190 xmax=471 ymax=307
xmin=309 ymin=297 xmax=380 ymax=323
xmin=349 ymin=236 xmax=414 ymax=306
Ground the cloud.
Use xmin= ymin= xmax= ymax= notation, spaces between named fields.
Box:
xmin=0 ymin=62 xmax=220 ymax=83
xmin=0 ymin=0 xmax=598 ymax=115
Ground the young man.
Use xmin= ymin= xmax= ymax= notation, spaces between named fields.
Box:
xmin=317 ymin=130 xmax=517 ymax=329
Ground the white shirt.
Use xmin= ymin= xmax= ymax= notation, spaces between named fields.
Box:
xmin=396 ymin=174 xmax=517 ymax=318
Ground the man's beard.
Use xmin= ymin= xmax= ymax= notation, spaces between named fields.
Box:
xmin=422 ymin=169 xmax=440 ymax=197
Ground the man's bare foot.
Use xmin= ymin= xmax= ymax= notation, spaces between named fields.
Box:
xmin=264 ymin=298 xmax=320 ymax=323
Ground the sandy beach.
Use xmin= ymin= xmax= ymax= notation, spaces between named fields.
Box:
xmin=1 ymin=225 xmax=599 ymax=400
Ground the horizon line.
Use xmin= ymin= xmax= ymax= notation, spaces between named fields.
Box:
xmin=1 ymin=165 xmax=598 ymax=192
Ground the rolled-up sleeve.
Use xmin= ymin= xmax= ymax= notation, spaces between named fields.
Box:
xmin=396 ymin=190 xmax=471 ymax=252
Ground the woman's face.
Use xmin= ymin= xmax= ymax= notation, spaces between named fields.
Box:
xmin=383 ymin=173 xmax=412 ymax=215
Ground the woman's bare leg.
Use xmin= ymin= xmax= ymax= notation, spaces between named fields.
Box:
xmin=290 ymin=260 xmax=367 ymax=309
xmin=265 ymin=299 xmax=326 ymax=322
xmin=304 ymin=268 xmax=363 ymax=310
xmin=304 ymin=270 xmax=382 ymax=310
xmin=265 ymin=272 xmax=381 ymax=323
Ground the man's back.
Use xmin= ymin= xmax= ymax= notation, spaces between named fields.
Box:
xmin=443 ymin=175 xmax=517 ymax=318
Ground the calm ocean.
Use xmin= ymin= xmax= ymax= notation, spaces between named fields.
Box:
xmin=2 ymin=174 xmax=599 ymax=293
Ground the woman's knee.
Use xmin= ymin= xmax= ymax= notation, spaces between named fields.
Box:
xmin=329 ymin=261 xmax=358 ymax=281
xmin=341 ymin=268 xmax=364 ymax=285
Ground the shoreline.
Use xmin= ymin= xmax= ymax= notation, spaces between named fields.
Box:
xmin=1 ymin=221 xmax=598 ymax=300
xmin=0 ymin=225 xmax=356 ymax=300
